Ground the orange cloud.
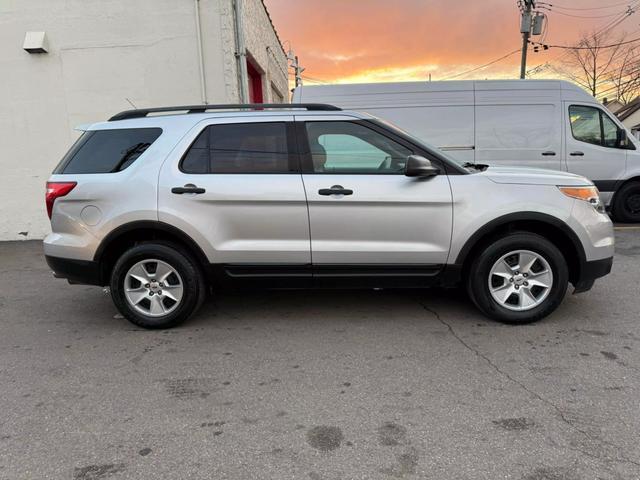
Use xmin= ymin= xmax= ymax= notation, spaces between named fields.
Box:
xmin=264 ymin=0 xmax=633 ymax=83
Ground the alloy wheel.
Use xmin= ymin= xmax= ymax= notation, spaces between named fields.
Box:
xmin=124 ymin=259 xmax=184 ymax=317
xmin=488 ymin=250 xmax=553 ymax=311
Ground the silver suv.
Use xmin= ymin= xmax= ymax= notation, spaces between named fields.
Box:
xmin=44 ymin=104 xmax=614 ymax=329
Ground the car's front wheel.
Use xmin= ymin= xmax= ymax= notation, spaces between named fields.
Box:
xmin=467 ymin=233 xmax=568 ymax=324
xmin=110 ymin=243 xmax=205 ymax=329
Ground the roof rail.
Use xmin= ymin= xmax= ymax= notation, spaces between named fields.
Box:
xmin=108 ymin=103 xmax=341 ymax=121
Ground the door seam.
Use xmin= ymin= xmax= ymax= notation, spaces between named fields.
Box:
xmin=293 ymin=118 xmax=314 ymax=265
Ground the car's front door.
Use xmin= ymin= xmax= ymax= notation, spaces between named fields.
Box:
xmin=158 ymin=116 xmax=311 ymax=284
xmin=564 ymin=103 xmax=629 ymax=203
xmin=296 ymin=116 xmax=453 ymax=286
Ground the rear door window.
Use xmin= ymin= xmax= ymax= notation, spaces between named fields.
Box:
xmin=54 ymin=128 xmax=162 ymax=174
xmin=180 ymin=122 xmax=294 ymax=174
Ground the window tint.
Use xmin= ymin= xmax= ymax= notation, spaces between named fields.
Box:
xmin=181 ymin=122 xmax=291 ymax=174
xmin=55 ymin=128 xmax=162 ymax=174
xmin=569 ymin=105 xmax=623 ymax=149
xmin=181 ymin=129 xmax=209 ymax=174
xmin=602 ymin=113 xmax=619 ymax=148
xmin=570 ymin=106 xmax=602 ymax=146
xmin=305 ymin=121 xmax=412 ymax=174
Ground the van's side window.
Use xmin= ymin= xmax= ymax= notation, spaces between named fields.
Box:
xmin=569 ymin=105 xmax=622 ymax=149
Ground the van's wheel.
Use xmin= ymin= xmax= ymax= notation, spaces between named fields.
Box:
xmin=467 ymin=233 xmax=568 ymax=324
xmin=110 ymin=243 xmax=205 ymax=329
xmin=611 ymin=181 xmax=640 ymax=223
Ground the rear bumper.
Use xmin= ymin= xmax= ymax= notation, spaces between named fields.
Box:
xmin=45 ymin=255 xmax=104 ymax=286
xmin=573 ymin=256 xmax=613 ymax=294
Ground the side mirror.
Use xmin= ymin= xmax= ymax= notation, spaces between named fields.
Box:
xmin=617 ymin=128 xmax=629 ymax=149
xmin=405 ymin=155 xmax=439 ymax=177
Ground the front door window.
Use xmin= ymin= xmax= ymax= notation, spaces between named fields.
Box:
xmin=569 ymin=105 xmax=626 ymax=149
xmin=305 ymin=121 xmax=412 ymax=174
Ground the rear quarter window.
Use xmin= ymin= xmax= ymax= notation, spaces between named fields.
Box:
xmin=54 ymin=128 xmax=162 ymax=174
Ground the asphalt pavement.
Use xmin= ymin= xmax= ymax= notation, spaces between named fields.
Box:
xmin=1 ymin=228 xmax=639 ymax=479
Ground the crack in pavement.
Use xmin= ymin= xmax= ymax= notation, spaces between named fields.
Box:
xmin=418 ymin=300 xmax=640 ymax=470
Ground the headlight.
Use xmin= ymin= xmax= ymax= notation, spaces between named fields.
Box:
xmin=558 ymin=186 xmax=605 ymax=213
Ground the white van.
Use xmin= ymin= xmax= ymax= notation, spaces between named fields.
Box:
xmin=292 ymin=80 xmax=640 ymax=222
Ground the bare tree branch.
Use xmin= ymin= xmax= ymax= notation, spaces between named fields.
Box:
xmin=550 ymin=30 xmax=640 ymax=102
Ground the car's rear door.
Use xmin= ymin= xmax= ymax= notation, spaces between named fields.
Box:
xmin=296 ymin=115 xmax=453 ymax=287
xmin=158 ymin=115 xmax=311 ymax=285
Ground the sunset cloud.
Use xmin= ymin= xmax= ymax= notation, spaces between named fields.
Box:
xmin=264 ymin=0 xmax=633 ymax=84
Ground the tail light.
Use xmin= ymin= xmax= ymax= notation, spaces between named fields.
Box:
xmin=46 ymin=181 xmax=77 ymax=219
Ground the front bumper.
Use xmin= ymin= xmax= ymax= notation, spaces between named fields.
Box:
xmin=45 ymin=255 xmax=104 ymax=286
xmin=573 ymin=256 xmax=613 ymax=294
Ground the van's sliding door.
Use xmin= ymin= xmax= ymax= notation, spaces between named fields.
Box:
xmin=475 ymin=104 xmax=563 ymax=170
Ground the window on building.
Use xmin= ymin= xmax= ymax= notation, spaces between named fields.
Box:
xmin=54 ymin=128 xmax=162 ymax=174
xmin=181 ymin=123 xmax=292 ymax=174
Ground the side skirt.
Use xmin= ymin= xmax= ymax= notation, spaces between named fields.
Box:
xmin=208 ymin=264 xmax=457 ymax=290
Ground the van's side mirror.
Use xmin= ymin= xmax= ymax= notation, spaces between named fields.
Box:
xmin=405 ymin=155 xmax=439 ymax=177
xmin=617 ymin=128 xmax=629 ymax=149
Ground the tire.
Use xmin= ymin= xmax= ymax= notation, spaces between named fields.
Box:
xmin=611 ymin=181 xmax=640 ymax=223
xmin=110 ymin=242 xmax=205 ymax=329
xmin=466 ymin=233 xmax=568 ymax=324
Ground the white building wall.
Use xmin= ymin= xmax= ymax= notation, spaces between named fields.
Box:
xmin=0 ymin=0 xmax=287 ymax=240
xmin=242 ymin=0 xmax=289 ymax=103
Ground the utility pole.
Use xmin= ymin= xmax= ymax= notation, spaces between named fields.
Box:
xmin=287 ymin=50 xmax=305 ymax=88
xmin=519 ymin=0 xmax=535 ymax=79
xmin=293 ymin=56 xmax=305 ymax=87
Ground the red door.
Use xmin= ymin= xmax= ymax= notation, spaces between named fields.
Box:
xmin=247 ymin=60 xmax=263 ymax=103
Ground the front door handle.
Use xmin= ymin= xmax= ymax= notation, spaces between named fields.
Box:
xmin=570 ymin=151 xmax=584 ymax=156
xmin=318 ymin=185 xmax=353 ymax=196
xmin=171 ymin=184 xmax=206 ymax=194
xmin=541 ymin=151 xmax=556 ymax=156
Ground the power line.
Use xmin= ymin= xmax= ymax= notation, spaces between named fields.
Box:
xmin=538 ymin=1 xmax=634 ymax=11
xmin=442 ymin=50 xmax=521 ymax=80
xmin=538 ymin=7 xmax=628 ymax=19
xmin=596 ymin=63 xmax=640 ymax=97
xmin=529 ymin=0 xmax=640 ymax=73
xmin=288 ymin=73 xmax=328 ymax=84
xmin=531 ymin=35 xmax=640 ymax=50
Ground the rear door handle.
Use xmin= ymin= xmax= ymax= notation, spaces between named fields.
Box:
xmin=541 ymin=151 xmax=556 ymax=156
xmin=318 ymin=185 xmax=353 ymax=196
xmin=171 ymin=184 xmax=206 ymax=194
xmin=570 ymin=151 xmax=584 ymax=156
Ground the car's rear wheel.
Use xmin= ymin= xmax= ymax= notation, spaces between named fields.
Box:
xmin=611 ymin=181 xmax=640 ymax=223
xmin=467 ymin=233 xmax=568 ymax=324
xmin=110 ymin=243 xmax=205 ymax=329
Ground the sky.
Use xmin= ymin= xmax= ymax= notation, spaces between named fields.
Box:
xmin=263 ymin=0 xmax=639 ymax=84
